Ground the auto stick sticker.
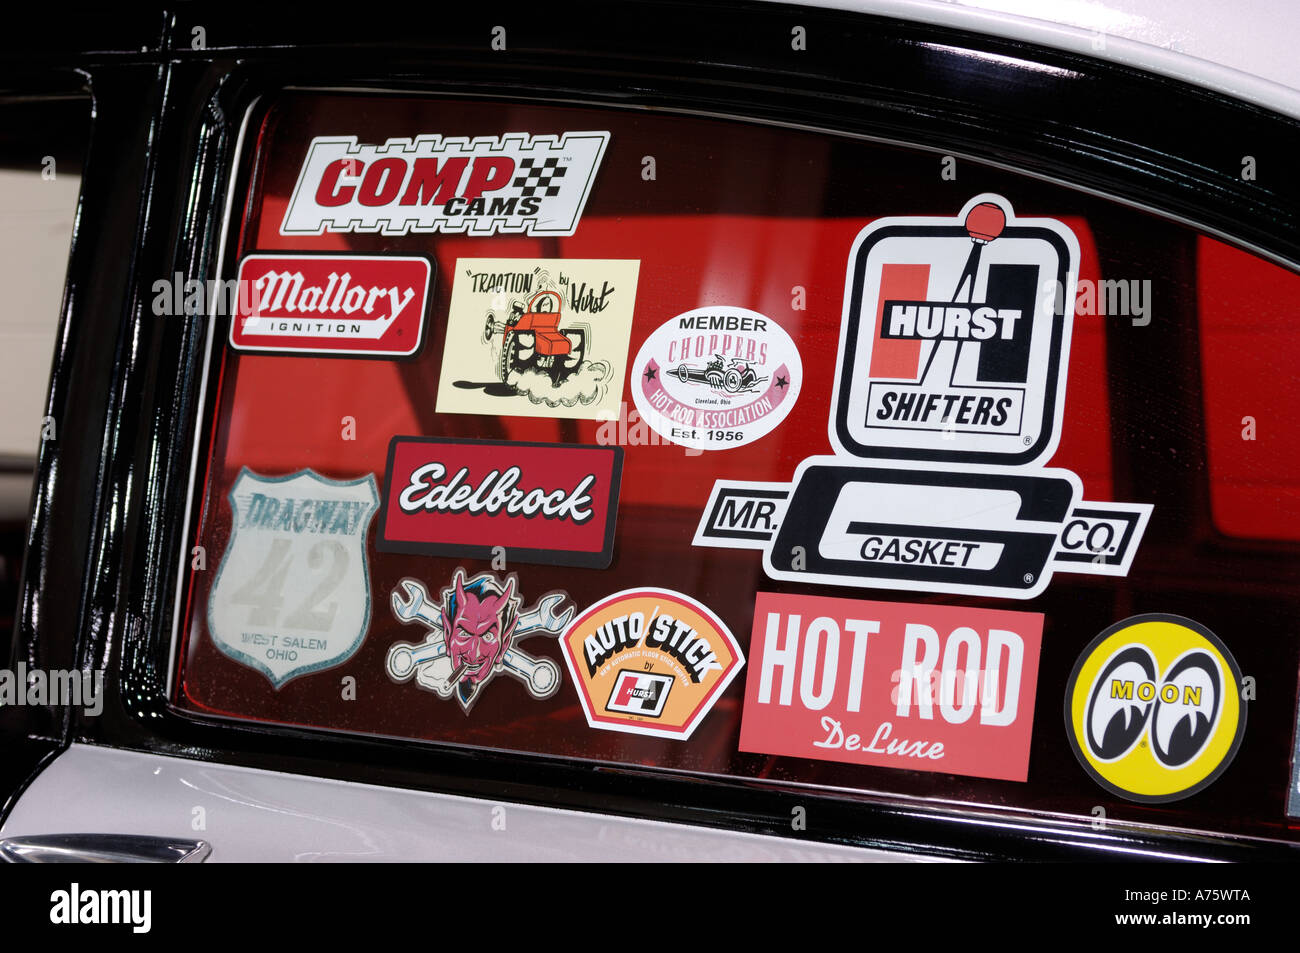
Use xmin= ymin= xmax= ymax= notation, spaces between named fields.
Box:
xmin=629 ymin=306 xmax=802 ymax=451
xmin=435 ymin=259 xmax=640 ymax=421
xmin=386 ymin=570 xmax=574 ymax=713
xmin=692 ymin=195 xmax=1152 ymax=599
xmin=230 ymin=254 xmax=433 ymax=357
xmin=560 ymin=589 xmax=744 ymax=739
xmin=207 ymin=469 xmax=379 ymax=687
xmin=740 ymin=592 xmax=1043 ymax=781
xmin=281 ymin=131 xmax=609 ymax=237
xmin=1065 ymin=614 xmax=1246 ymax=803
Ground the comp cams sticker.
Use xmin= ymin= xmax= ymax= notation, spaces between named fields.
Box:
xmin=386 ymin=570 xmax=574 ymax=713
xmin=560 ymin=589 xmax=744 ymax=739
xmin=693 ymin=195 xmax=1152 ymax=600
xmin=377 ymin=436 xmax=623 ymax=569
xmin=629 ymin=307 xmax=802 ymax=451
xmin=739 ymin=592 xmax=1042 ymax=781
xmin=231 ymin=254 xmax=432 ymax=357
xmin=435 ymin=259 xmax=639 ymax=421
xmin=281 ymin=131 xmax=609 ymax=237
xmin=207 ymin=468 xmax=379 ymax=687
xmin=1065 ymin=614 xmax=1246 ymax=803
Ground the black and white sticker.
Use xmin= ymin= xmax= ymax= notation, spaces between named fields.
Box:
xmin=692 ymin=196 xmax=1152 ymax=600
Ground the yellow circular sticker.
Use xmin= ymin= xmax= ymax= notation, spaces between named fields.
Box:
xmin=1065 ymin=614 xmax=1245 ymax=803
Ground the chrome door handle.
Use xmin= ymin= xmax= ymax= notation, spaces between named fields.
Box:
xmin=0 ymin=833 xmax=211 ymax=863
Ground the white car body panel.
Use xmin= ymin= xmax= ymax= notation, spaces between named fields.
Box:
xmin=1 ymin=744 xmax=935 ymax=862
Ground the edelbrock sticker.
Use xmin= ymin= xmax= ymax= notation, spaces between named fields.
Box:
xmin=386 ymin=570 xmax=574 ymax=713
xmin=629 ymin=307 xmax=802 ymax=451
xmin=231 ymin=254 xmax=432 ymax=357
xmin=281 ymin=131 xmax=609 ymax=237
xmin=376 ymin=436 xmax=623 ymax=569
xmin=559 ymin=588 xmax=744 ymax=739
xmin=207 ymin=468 xmax=379 ymax=688
xmin=1065 ymin=614 xmax=1246 ymax=803
xmin=434 ymin=259 xmax=639 ymax=421
xmin=692 ymin=195 xmax=1152 ymax=600
xmin=739 ymin=592 xmax=1043 ymax=781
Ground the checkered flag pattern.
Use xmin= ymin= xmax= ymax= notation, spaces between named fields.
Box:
xmin=512 ymin=157 xmax=568 ymax=198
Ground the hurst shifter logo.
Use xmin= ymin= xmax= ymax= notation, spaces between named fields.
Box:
xmin=834 ymin=196 xmax=1074 ymax=465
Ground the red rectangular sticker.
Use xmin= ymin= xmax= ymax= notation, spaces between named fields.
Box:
xmin=739 ymin=592 xmax=1042 ymax=781
xmin=377 ymin=437 xmax=623 ymax=568
xmin=230 ymin=254 xmax=432 ymax=356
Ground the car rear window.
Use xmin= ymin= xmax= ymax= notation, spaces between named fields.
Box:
xmin=171 ymin=91 xmax=1300 ymax=845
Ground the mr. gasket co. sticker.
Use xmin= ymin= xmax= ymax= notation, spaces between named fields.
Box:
xmin=630 ymin=306 xmax=802 ymax=451
xmin=560 ymin=588 xmax=744 ymax=740
xmin=692 ymin=196 xmax=1153 ymax=600
xmin=1065 ymin=614 xmax=1246 ymax=803
xmin=207 ymin=469 xmax=379 ymax=688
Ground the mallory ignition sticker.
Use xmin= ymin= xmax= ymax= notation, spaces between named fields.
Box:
xmin=386 ymin=570 xmax=574 ymax=713
xmin=377 ymin=436 xmax=623 ymax=568
xmin=560 ymin=588 xmax=744 ymax=739
xmin=435 ymin=259 xmax=639 ymax=421
xmin=230 ymin=254 xmax=432 ymax=357
xmin=629 ymin=307 xmax=802 ymax=451
xmin=739 ymin=592 xmax=1042 ymax=781
xmin=1065 ymin=614 xmax=1246 ymax=803
xmin=692 ymin=196 xmax=1152 ymax=600
xmin=281 ymin=131 xmax=609 ymax=237
xmin=207 ymin=469 xmax=379 ymax=688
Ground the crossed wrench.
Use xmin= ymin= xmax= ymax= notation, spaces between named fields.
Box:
xmin=387 ymin=578 xmax=573 ymax=699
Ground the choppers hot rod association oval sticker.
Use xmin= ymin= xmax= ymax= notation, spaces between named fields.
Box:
xmin=560 ymin=589 xmax=745 ymax=739
xmin=630 ymin=306 xmax=802 ymax=452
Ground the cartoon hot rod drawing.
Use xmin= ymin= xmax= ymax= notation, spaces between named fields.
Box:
xmin=672 ymin=354 xmax=767 ymax=394
xmin=483 ymin=289 xmax=589 ymax=387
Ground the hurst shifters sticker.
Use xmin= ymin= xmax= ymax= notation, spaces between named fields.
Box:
xmin=693 ymin=195 xmax=1151 ymax=599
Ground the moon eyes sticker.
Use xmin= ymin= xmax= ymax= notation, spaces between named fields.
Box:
xmin=1065 ymin=614 xmax=1246 ymax=803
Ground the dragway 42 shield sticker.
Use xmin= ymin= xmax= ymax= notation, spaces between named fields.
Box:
xmin=207 ymin=468 xmax=379 ymax=688
xmin=560 ymin=588 xmax=744 ymax=739
xmin=1066 ymin=614 xmax=1246 ymax=803
xmin=629 ymin=306 xmax=802 ymax=451
xmin=230 ymin=254 xmax=432 ymax=357
xmin=693 ymin=195 xmax=1152 ymax=600
xmin=435 ymin=259 xmax=640 ymax=421
xmin=740 ymin=592 xmax=1042 ymax=781
xmin=281 ymin=131 xmax=609 ymax=237
xmin=386 ymin=570 xmax=574 ymax=713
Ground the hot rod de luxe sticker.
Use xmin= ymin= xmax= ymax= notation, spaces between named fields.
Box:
xmin=693 ymin=195 xmax=1152 ymax=599
xmin=629 ymin=306 xmax=802 ymax=452
xmin=739 ymin=592 xmax=1042 ymax=781
xmin=1065 ymin=614 xmax=1246 ymax=803
xmin=377 ymin=436 xmax=623 ymax=569
xmin=230 ymin=254 xmax=432 ymax=357
xmin=560 ymin=589 xmax=744 ymax=739
xmin=207 ymin=469 xmax=379 ymax=688
xmin=434 ymin=259 xmax=639 ymax=421
xmin=386 ymin=570 xmax=574 ymax=713
xmin=281 ymin=131 xmax=609 ymax=237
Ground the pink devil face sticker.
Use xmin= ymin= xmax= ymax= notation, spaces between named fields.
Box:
xmin=441 ymin=570 xmax=519 ymax=698
xmin=386 ymin=569 xmax=574 ymax=713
